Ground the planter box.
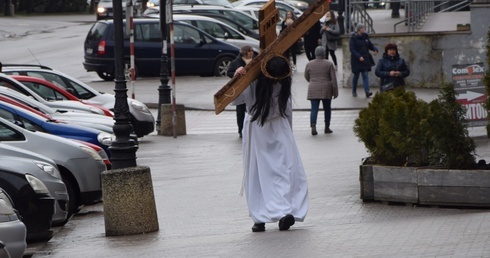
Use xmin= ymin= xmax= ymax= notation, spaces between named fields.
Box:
xmin=360 ymin=165 xmax=490 ymax=207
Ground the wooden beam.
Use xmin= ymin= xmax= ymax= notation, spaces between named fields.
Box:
xmin=259 ymin=1 xmax=279 ymax=51
xmin=213 ymin=0 xmax=330 ymax=114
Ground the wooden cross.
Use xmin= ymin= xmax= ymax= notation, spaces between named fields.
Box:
xmin=213 ymin=0 xmax=330 ymax=114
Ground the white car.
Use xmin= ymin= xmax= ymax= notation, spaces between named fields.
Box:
xmin=2 ymin=66 xmax=155 ymax=137
xmin=168 ymin=14 xmax=260 ymax=52
xmin=0 ymin=86 xmax=115 ymax=134
xmin=232 ymin=0 xmax=303 ymax=17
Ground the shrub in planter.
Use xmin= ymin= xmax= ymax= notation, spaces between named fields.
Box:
xmin=353 ymin=84 xmax=476 ymax=169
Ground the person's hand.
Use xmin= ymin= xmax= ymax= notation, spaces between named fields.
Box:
xmin=234 ymin=66 xmax=247 ymax=77
xmin=359 ymin=56 xmax=364 ymax=62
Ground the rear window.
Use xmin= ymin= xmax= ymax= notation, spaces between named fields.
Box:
xmin=86 ymin=22 xmax=108 ymax=42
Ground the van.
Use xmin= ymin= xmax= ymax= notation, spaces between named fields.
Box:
xmin=83 ymin=18 xmax=240 ymax=80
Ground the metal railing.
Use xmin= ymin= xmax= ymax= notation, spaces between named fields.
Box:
xmin=394 ymin=0 xmax=471 ymax=32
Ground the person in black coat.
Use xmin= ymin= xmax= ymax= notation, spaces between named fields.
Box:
xmin=227 ymin=45 xmax=255 ymax=138
xmin=303 ymin=21 xmax=321 ymax=61
xmin=375 ymin=43 xmax=410 ymax=92
xmin=349 ymin=24 xmax=378 ymax=98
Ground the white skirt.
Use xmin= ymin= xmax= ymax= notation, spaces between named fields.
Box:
xmin=242 ymin=113 xmax=309 ymax=223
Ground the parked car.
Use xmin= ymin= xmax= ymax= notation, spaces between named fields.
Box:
xmin=143 ymin=8 xmax=260 ymax=40
xmin=0 ymin=74 xmax=109 ymax=117
xmin=0 ymin=168 xmax=55 ymax=242
xmin=0 ymin=187 xmax=26 ymax=258
xmin=2 ymin=64 xmax=155 ymax=137
xmin=283 ymin=0 xmax=309 ymax=11
xmin=0 ymin=117 xmax=108 ymax=221
xmin=173 ymin=0 xmax=233 ymax=7
xmin=170 ymin=14 xmax=260 ymax=51
xmin=172 ymin=5 xmax=259 ymax=33
xmin=96 ymin=0 xmax=142 ymax=20
xmin=232 ymin=0 xmax=303 ymax=17
xmin=0 ymin=100 xmax=114 ymax=157
xmin=83 ymin=18 xmax=240 ymax=80
xmin=0 ymin=150 xmax=68 ymax=227
xmin=10 ymin=75 xmax=113 ymax=117
xmin=0 ymin=89 xmax=114 ymax=134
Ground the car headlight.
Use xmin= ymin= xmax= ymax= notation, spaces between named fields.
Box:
xmin=25 ymin=174 xmax=50 ymax=194
xmin=129 ymin=99 xmax=151 ymax=113
xmin=146 ymin=2 xmax=155 ymax=7
xmin=97 ymin=7 xmax=106 ymax=14
xmin=97 ymin=132 xmax=115 ymax=146
xmin=34 ymin=161 xmax=61 ymax=179
xmin=79 ymin=145 xmax=103 ymax=161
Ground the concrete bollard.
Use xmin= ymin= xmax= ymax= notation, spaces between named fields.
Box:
xmin=102 ymin=166 xmax=159 ymax=236
xmin=159 ymin=104 xmax=187 ymax=136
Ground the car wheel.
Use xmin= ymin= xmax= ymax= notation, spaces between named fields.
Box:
xmin=213 ymin=56 xmax=233 ymax=77
xmin=61 ymin=175 xmax=81 ymax=223
xmin=97 ymin=71 xmax=115 ymax=81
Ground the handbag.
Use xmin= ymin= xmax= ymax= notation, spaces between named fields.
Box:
xmin=380 ymin=81 xmax=395 ymax=92
xmin=326 ymin=30 xmax=341 ymax=41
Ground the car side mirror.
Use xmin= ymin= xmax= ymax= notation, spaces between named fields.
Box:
xmin=13 ymin=120 xmax=24 ymax=128
xmin=223 ymin=32 xmax=229 ymax=39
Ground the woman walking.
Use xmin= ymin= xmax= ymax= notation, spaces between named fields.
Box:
xmin=233 ymin=55 xmax=308 ymax=233
xmin=304 ymin=46 xmax=338 ymax=135
xmin=349 ymin=24 xmax=378 ymax=98
xmin=320 ymin=10 xmax=340 ymax=69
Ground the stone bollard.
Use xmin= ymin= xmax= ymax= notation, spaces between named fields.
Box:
xmin=159 ymin=104 xmax=186 ymax=136
xmin=102 ymin=166 xmax=159 ymax=236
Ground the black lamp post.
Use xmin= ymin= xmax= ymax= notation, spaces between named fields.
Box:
xmin=109 ymin=0 xmax=138 ymax=169
xmin=156 ymin=0 xmax=172 ymax=133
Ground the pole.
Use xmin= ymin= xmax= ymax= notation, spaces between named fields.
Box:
xmin=128 ymin=0 xmax=136 ymax=99
xmin=109 ymin=0 xmax=138 ymax=169
xmin=168 ymin=4 xmax=177 ymax=138
xmin=156 ymin=0 xmax=172 ymax=134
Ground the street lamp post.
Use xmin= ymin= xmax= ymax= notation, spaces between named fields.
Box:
xmin=156 ymin=0 xmax=172 ymax=133
xmin=109 ymin=0 xmax=138 ymax=169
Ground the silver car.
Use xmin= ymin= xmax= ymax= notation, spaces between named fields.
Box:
xmin=0 ymin=86 xmax=115 ymax=134
xmin=0 ymin=187 xmax=26 ymax=258
xmin=0 ymin=74 xmax=109 ymax=116
xmin=169 ymin=14 xmax=260 ymax=52
xmin=0 ymin=148 xmax=68 ymax=226
xmin=2 ymin=66 xmax=155 ymax=137
xmin=0 ymin=117 xmax=107 ymax=224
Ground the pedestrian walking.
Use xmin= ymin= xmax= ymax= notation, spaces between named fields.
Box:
xmin=227 ymin=45 xmax=255 ymax=138
xmin=304 ymin=46 xmax=338 ymax=135
xmin=320 ymin=10 xmax=340 ymax=68
xmin=349 ymin=23 xmax=378 ymax=98
xmin=303 ymin=20 xmax=321 ymax=61
xmin=233 ymin=54 xmax=308 ymax=233
xmin=375 ymin=43 xmax=410 ymax=92
xmin=281 ymin=11 xmax=298 ymax=71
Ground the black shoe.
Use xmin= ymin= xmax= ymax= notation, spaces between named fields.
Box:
xmin=366 ymin=92 xmax=373 ymax=98
xmin=278 ymin=214 xmax=295 ymax=231
xmin=239 ymin=132 xmax=242 ymax=138
xmin=325 ymin=128 xmax=333 ymax=134
xmin=252 ymin=223 xmax=265 ymax=232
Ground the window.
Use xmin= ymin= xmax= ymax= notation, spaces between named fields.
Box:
xmin=174 ymin=25 xmax=202 ymax=44
xmin=135 ymin=23 xmax=162 ymax=42
xmin=0 ymin=122 xmax=25 ymax=141
xmin=21 ymin=81 xmax=69 ymax=101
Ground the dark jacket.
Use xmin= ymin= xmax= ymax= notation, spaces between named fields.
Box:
xmin=349 ymin=32 xmax=378 ymax=73
xmin=226 ymin=54 xmax=247 ymax=78
xmin=375 ymin=53 xmax=410 ymax=87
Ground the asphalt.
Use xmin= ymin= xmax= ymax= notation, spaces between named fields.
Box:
xmin=7 ymin=8 xmax=490 ymax=258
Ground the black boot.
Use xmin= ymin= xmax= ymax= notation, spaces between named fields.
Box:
xmin=278 ymin=214 xmax=295 ymax=231
xmin=311 ymin=124 xmax=318 ymax=136
xmin=325 ymin=127 xmax=333 ymax=134
xmin=252 ymin=223 xmax=265 ymax=232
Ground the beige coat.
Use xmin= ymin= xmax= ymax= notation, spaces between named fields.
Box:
xmin=304 ymin=59 xmax=338 ymax=100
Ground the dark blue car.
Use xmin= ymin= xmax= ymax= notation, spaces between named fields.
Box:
xmin=83 ymin=18 xmax=240 ymax=81
xmin=0 ymin=101 xmax=113 ymax=156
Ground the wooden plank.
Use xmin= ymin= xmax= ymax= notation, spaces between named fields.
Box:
xmin=213 ymin=0 xmax=330 ymax=114
xmin=259 ymin=2 xmax=279 ymax=51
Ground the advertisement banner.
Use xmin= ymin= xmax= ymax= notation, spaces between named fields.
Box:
xmin=452 ymin=63 xmax=487 ymax=127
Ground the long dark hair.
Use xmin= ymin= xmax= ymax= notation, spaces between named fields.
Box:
xmin=250 ymin=57 xmax=292 ymax=126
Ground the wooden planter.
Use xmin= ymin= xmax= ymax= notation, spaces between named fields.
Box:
xmin=360 ymin=165 xmax=490 ymax=207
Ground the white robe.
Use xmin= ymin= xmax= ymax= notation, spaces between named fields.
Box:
xmin=241 ymin=81 xmax=309 ymax=223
